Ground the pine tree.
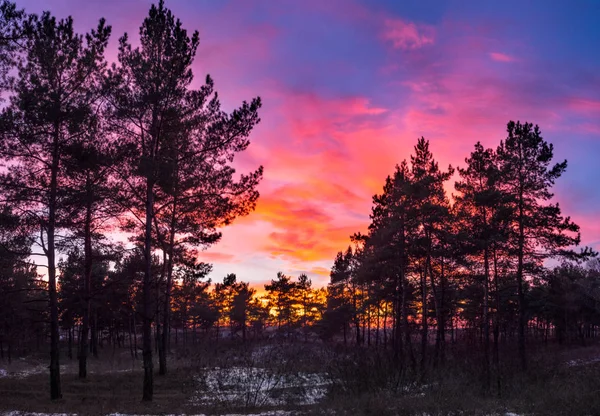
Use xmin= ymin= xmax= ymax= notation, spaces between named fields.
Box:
xmin=265 ymin=272 xmax=298 ymax=333
xmin=365 ymin=161 xmax=415 ymax=360
xmin=0 ymin=206 xmax=41 ymax=361
xmin=455 ymin=142 xmax=506 ymax=390
xmin=105 ymin=1 xmax=202 ymax=399
xmin=154 ymin=87 xmax=262 ymax=370
xmin=410 ymin=138 xmax=453 ymax=372
xmin=106 ymin=0 xmax=262 ymax=384
xmin=296 ymin=273 xmax=312 ymax=341
xmin=0 ymin=0 xmax=25 ymax=96
xmin=213 ymin=273 xmax=237 ymax=339
xmin=174 ymin=260 xmax=213 ymax=342
xmin=327 ymin=248 xmax=355 ymax=344
xmin=60 ymin=75 xmax=117 ymax=379
xmin=247 ymin=296 xmax=270 ymax=339
xmin=230 ymin=280 xmax=256 ymax=342
xmin=0 ymin=12 xmax=110 ymax=399
xmin=496 ymin=120 xmax=586 ymax=370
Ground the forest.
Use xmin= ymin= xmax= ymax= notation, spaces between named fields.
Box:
xmin=1 ymin=1 xmax=600 ymax=415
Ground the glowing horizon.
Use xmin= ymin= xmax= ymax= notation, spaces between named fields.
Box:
xmin=17 ymin=0 xmax=600 ymax=288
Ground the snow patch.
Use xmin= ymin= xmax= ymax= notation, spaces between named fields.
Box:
xmin=0 ymin=364 xmax=47 ymax=378
xmin=191 ymin=366 xmax=329 ymax=408
xmin=566 ymin=356 xmax=600 ymax=367
xmin=0 ymin=364 xmax=72 ymax=379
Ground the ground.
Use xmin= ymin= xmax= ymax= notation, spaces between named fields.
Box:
xmin=1 ymin=341 xmax=600 ymax=415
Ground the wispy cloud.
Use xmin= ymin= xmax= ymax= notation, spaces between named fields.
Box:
xmin=382 ymin=18 xmax=435 ymax=50
xmin=489 ymin=52 xmax=516 ymax=62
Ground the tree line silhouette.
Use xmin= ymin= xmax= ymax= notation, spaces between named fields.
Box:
xmin=325 ymin=131 xmax=596 ymax=394
xmin=0 ymin=0 xmax=263 ymax=401
xmin=1 ymin=0 xmax=599 ymax=405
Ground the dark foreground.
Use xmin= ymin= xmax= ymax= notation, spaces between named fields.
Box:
xmin=1 ymin=341 xmax=599 ymax=416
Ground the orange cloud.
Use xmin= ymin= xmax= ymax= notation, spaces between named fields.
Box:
xmin=265 ymin=225 xmax=364 ymax=262
xmin=197 ymin=252 xmax=237 ymax=263
xmin=310 ymin=266 xmax=331 ymax=277
xmin=243 ymin=185 xmax=366 ymax=263
xmin=173 ymin=7 xmax=600 ymax=287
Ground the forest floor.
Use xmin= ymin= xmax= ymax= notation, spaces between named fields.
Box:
xmin=1 ymin=341 xmax=600 ymax=415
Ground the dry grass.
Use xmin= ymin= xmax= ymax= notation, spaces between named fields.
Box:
xmin=0 ymin=366 xmax=197 ymax=415
xmin=320 ymin=342 xmax=600 ymax=416
xmin=1 ymin=341 xmax=600 ymax=415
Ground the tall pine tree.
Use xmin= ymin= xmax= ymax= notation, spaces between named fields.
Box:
xmin=497 ymin=120 xmax=585 ymax=370
xmin=105 ymin=0 xmax=262 ymax=396
xmin=455 ymin=142 xmax=506 ymax=389
xmin=0 ymin=12 xmax=110 ymax=399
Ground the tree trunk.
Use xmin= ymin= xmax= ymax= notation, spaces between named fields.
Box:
xmin=420 ymin=266 xmax=428 ymax=375
xmin=493 ymin=245 xmax=501 ymax=397
xmin=483 ymin=245 xmax=491 ymax=392
xmin=440 ymin=256 xmax=447 ymax=365
xmin=129 ymin=316 xmax=134 ymax=359
xmin=67 ymin=328 xmax=73 ymax=360
xmin=91 ymin=310 xmax=98 ymax=358
xmin=403 ymin=269 xmax=415 ymax=372
xmin=243 ymin=314 xmax=247 ymax=343
xmin=517 ymin=182 xmax=527 ymax=370
xmin=142 ymin=173 xmax=154 ymax=401
xmin=48 ymin=124 xmax=62 ymax=400
xmin=383 ymin=302 xmax=387 ymax=348
xmin=79 ymin=178 xmax=93 ymax=378
xmin=394 ymin=272 xmax=403 ymax=361
xmin=157 ymin=250 xmax=166 ymax=375
xmin=427 ymin=250 xmax=442 ymax=368
xmin=160 ymin=197 xmax=178 ymax=376
xmin=376 ymin=305 xmax=380 ymax=348
xmin=133 ymin=312 xmax=138 ymax=359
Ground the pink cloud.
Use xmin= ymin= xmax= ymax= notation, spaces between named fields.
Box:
xmin=92 ymin=2 xmax=598 ymax=287
xmin=489 ymin=52 xmax=516 ymax=62
xmin=202 ymin=12 xmax=600 ymax=287
xmin=382 ymin=18 xmax=435 ymax=50
xmin=568 ymin=98 xmax=600 ymax=114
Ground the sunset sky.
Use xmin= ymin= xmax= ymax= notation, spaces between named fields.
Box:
xmin=19 ymin=0 xmax=600 ymax=288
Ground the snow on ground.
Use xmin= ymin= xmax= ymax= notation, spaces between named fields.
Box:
xmin=0 ymin=362 xmax=137 ymax=379
xmin=0 ymin=364 xmax=49 ymax=379
xmin=191 ymin=366 xmax=330 ymax=408
xmin=566 ymin=356 xmax=600 ymax=367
